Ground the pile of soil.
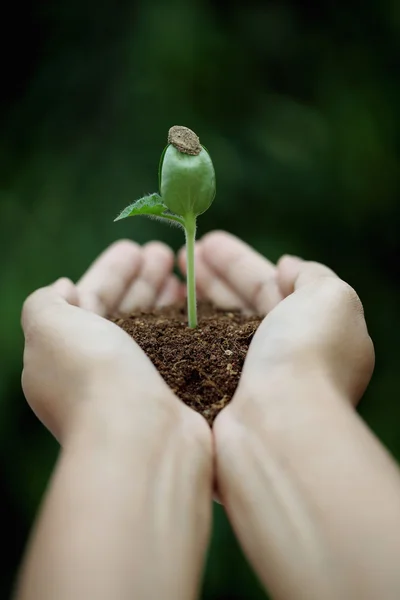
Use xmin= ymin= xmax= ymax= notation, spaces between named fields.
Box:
xmin=113 ymin=302 xmax=263 ymax=424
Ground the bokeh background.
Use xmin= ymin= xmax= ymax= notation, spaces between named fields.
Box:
xmin=1 ymin=0 xmax=399 ymax=597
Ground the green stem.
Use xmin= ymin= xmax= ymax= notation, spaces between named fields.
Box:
xmin=184 ymin=215 xmax=197 ymax=328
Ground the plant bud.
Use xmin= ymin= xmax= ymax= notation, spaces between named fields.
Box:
xmin=160 ymin=126 xmax=216 ymax=217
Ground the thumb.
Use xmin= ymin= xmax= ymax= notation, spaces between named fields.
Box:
xmin=277 ymin=255 xmax=337 ymax=297
xmin=21 ymin=278 xmax=79 ymax=335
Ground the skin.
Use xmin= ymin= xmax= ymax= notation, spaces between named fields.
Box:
xmin=16 ymin=240 xmax=212 ymax=600
xmin=17 ymin=232 xmax=400 ymax=600
xmin=180 ymin=232 xmax=400 ymax=600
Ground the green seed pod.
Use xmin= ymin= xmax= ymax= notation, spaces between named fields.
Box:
xmin=159 ymin=126 xmax=216 ymax=218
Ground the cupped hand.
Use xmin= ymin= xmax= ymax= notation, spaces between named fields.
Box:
xmin=19 ymin=241 xmax=214 ymax=600
xmin=196 ymin=235 xmax=399 ymax=600
xmin=21 ymin=240 xmax=201 ymax=443
xmin=240 ymin=252 xmax=374 ymax=404
xmin=179 ymin=230 xmax=374 ymax=406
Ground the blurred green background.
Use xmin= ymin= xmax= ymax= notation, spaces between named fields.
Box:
xmin=1 ymin=0 xmax=399 ymax=597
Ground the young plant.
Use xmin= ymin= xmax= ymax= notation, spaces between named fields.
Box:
xmin=114 ymin=126 xmax=216 ymax=328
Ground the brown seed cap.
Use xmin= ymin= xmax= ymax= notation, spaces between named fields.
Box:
xmin=168 ymin=126 xmax=201 ymax=156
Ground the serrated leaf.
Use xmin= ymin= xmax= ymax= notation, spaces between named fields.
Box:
xmin=114 ymin=194 xmax=168 ymax=221
xmin=114 ymin=193 xmax=185 ymax=227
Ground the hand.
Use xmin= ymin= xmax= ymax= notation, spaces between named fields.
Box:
xmin=186 ymin=233 xmax=400 ymax=600
xmin=239 ymin=251 xmax=375 ymax=408
xmin=18 ymin=240 xmax=212 ymax=600
xmin=180 ymin=230 xmax=374 ymax=406
xmin=21 ymin=239 xmax=196 ymax=442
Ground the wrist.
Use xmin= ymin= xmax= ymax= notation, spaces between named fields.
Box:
xmin=61 ymin=370 xmax=181 ymax=446
xmin=64 ymin=374 xmax=212 ymax=463
xmin=214 ymin=367 xmax=352 ymax=501
xmin=234 ymin=364 xmax=341 ymax=419
xmin=214 ymin=365 xmax=349 ymax=475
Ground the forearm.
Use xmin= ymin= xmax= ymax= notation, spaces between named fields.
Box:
xmin=215 ymin=372 xmax=400 ymax=600
xmin=16 ymin=398 xmax=212 ymax=600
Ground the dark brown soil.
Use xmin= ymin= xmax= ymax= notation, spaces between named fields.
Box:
xmin=113 ymin=302 xmax=263 ymax=425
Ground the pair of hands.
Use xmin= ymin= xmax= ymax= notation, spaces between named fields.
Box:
xmin=22 ymin=231 xmax=400 ymax=600
xmin=21 ymin=230 xmax=373 ymax=448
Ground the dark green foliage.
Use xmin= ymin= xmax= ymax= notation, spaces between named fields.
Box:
xmin=0 ymin=0 xmax=399 ymax=597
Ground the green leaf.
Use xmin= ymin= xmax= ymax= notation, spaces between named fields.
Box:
xmin=114 ymin=193 xmax=166 ymax=220
xmin=114 ymin=193 xmax=184 ymax=227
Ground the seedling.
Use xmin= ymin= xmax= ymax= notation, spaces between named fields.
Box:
xmin=115 ymin=126 xmax=216 ymax=328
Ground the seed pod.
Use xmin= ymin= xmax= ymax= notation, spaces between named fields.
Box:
xmin=160 ymin=126 xmax=216 ymax=217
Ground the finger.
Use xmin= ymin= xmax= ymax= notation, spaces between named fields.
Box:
xmin=118 ymin=242 xmax=174 ymax=314
xmin=200 ymin=231 xmax=283 ymax=314
xmin=52 ymin=278 xmax=80 ymax=305
xmin=21 ymin=278 xmax=78 ymax=335
xmin=277 ymin=255 xmax=338 ymax=297
xmin=76 ymin=240 xmax=143 ymax=316
xmin=178 ymin=243 xmax=247 ymax=310
xmin=156 ymin=275 xmax=184 ymax=307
